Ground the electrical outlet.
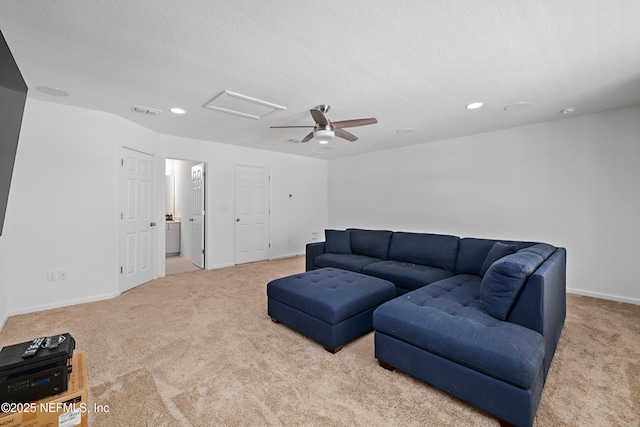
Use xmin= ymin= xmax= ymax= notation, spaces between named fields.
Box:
xmin=47 ymin=272 xmax=57 ymax=282
xmin=58 ymin=270 xmax=67 ymax=280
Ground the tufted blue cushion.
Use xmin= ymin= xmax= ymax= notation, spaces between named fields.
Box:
xmin=388 ymin=232 xmax=459 ymax=271
xmin=267 ymin=267 xmax=395 ymax=324
xmin=324 ymin=229 xmax=351 ymax=254
xmin=480 ymin=251 xmax=547 ymax=320
xmin=479 ymin=242 xmax=518 ymax=277
xmin=373 ymin=279 xmax=545 ymax=389
xmin=347 ymin=229 xmax=393 ymax=260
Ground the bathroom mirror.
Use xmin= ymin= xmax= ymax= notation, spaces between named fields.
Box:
xmin=165 ymin=175 xmax=175 ymax=218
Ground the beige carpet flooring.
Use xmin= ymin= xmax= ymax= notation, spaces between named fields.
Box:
xmin=1 ymin=256 xmax=639 ymax=426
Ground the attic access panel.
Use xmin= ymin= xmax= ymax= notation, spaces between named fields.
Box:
xmin=203 ymin=90 xmax=286 ymax=120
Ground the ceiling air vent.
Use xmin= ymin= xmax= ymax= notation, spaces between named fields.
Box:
xmin=132 ymin=105 xmax=162 ymax=116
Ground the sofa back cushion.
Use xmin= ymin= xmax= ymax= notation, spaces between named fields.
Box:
xmin=388 ymin=232 xmax=459 ymax=271
xmin=456 ymin=238 xmax=533 ymax=275
xmin=480 ymin=244 xmax=556 ymax=320
xmin=324 ymin=229 xmax=351 ymax=254
xmin=347 ymin=229 xmax=393 ymax=260
xmin=479 ymin=242 xmax=518 ymax=277
xmin=520 ymin=242 xmax=556 ymax=259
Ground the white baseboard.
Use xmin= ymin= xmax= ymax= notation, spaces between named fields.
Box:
xmin=270 ymin=252 xmax=305 ymax=260
xmin=207 ymin=262 xmax=234 ymax=270
xmin=208 ymin=256 xmax=302 ymax=270
xmin=567 ymin=287 xmax=640 ymax=305
xmin=8 ymin=292 xmax=120 ymax=317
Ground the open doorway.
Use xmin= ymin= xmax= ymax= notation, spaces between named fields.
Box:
xmin=165 ymin=158 xmax=207 ymax=274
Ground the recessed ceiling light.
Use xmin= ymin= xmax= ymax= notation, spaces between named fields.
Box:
xmin=37 ymin=86 xmax=69 ymax=97
xmin=504 ymin=102 xmax=531 ymax=111
xmin=560 ymin=107 xmax=575 ymax=114
xmin=466 ymin=102 xmax=484 ymax=110
xmin=170 ymin=107 xmax=186 ymax=114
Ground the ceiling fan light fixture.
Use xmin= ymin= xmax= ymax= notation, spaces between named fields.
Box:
xmin=314 ymin=129 xmax=335 ymax=141
xmin=318 ymin=140 xmax=329 ymax=145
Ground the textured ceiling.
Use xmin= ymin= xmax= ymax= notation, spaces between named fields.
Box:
xmin=1 ymin=1 xmax=639 ymax=159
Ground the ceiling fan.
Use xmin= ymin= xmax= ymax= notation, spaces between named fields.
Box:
xmin=271 ymin=105 xmax=377 ymax=143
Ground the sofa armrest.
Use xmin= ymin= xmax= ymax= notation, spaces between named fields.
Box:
xmin=306 ymin=242 xmax=325 ymax=271
xmin=508 ymin=247 xmax=566 ymax=377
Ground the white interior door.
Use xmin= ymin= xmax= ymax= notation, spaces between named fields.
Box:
xmin=119 ymin=147 xmax=156 ymax=292
xmin=190 ymin=163 xmax=205 ymax=268
xmin=235 ymin=165 xmax=270 ymax=264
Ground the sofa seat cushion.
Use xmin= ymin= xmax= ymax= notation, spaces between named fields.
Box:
xmin=315 ymin=253 xmax=382 ymax=273
xmin=363 ymin=261 xmax=455 ymax=292
xmin=373 ymin=276 xmax=545 ymax=389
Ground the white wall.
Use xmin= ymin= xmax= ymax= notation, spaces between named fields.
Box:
xmin=3 ymin=99 xmax=328 ymax=316
xmin=6 ymin=100 xmax=125 ymax=315
xmin=328 ymin=105 xmax=640 ymax=304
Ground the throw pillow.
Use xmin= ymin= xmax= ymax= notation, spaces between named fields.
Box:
xmin=324 ymin=229 xmax=351 ymax=254
xmin=479 ymin=242 xmax=518 ymax=277
xmin=480 ymin=251 xmax=544 ymax=320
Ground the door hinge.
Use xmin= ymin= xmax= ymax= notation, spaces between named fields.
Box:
xmin=269 ymin=243 xmax=271 ymax=248
xmin=202 ymin=249 xmax=205 ymax=255
xmin=121 ymin=158 xmax=123 ymax=166
xmin=120 ymin=266 xmax=123 ymax=274
xmin=120 ymin=212 xmax=123 ymax=220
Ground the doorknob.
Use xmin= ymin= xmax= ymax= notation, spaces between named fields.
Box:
xmin=150 ymin=221 xmax=157 ymax=227
xmin=236 ymin=218 xmax=240 ymax=222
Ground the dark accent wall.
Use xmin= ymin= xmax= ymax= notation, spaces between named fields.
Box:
xmin=0 ymin=29 xmax=28 ymax=236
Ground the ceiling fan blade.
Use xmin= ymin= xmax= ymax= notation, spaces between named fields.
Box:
xmin=335 ymin=128 xmax=358 ymax=142
xmin=301 ymin=132 xmax=314 ymax=143
xmin=270 ymin=125 xmax=315 ymax=128
xmin=332 ymin=118 xmax=377 ymax=129
xmin=310 ymin=109 xmax=330 ymax=126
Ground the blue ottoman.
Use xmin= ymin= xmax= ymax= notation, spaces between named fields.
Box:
xmin=267 ymin=267 xmax=396 ymax=352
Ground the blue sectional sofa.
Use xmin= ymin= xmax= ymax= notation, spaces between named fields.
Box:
xmin=306 ymin=228 xmax=566 ymax=427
